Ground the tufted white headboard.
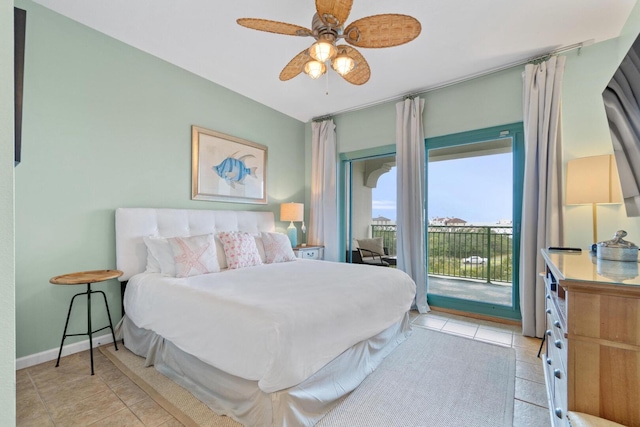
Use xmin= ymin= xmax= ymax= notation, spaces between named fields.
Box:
xmin=115 ymin=208 xmax=275 ymax=281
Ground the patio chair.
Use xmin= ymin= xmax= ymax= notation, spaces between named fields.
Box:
xmin=346 ymin=249 xmax=390 ymax=267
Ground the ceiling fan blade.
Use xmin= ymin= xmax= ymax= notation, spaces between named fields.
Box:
xmin=237 ymin=18 xmax=312 ymax=37
xmin=335 ymin=45 xmax=370 ymax=85
xmin=315 ymin=0 xmax=353 ymax=27
xmin=344 ymin=14 xmax=421 ymax=48
xmin=279 ymin=49 xmax=312 ymax=81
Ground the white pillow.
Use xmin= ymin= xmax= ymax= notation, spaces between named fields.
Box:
xmin=255 ymin=235 xmax=267 ymax=264
xmin=143 ymin=236 xmax=176 ymax=276
xmin=144 ymin=242 xmax=161 ymax=273
xmin=261 ymin=232 xmax=297 ymax=263
xmin=214 ymin=234 xmax=228 ymax=270
xmin=218 ymin=231 xmax=263 ymax=270
xmin=167 ymin=234 xmax=220 ymax=278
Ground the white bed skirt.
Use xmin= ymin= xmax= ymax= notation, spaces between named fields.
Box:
xmin=118 ymin=313 xmax=412 ymax=427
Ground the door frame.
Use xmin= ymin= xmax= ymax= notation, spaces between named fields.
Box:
xmin=339 ymin=145 xmax=396 ymax=262
xmin=425 ymin=122 xmax=524 ymax=321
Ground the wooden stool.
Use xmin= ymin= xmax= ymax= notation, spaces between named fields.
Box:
xmin=567 ymin=412 xmax=626 ymax=427
xmin=50 ymin=269 xmax=122 ymax=375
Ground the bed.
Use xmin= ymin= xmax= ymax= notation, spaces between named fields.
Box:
xmin=115 ymin=208 xmax=416 ymax=427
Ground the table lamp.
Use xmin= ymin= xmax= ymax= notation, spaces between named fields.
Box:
xmin=566 ymin=154 xmax=622 ymax=245
xmin=280 ymin=202 xmax=304 ymax=247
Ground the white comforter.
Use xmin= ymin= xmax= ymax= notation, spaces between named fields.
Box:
xmin=124 ymin=259 xmax=416 ymax=393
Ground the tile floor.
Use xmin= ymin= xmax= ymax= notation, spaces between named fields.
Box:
xmin=16 ymin=310 xmax=550 ymax=426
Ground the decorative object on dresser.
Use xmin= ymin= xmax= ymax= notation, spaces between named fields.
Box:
xmin=541 ymin=248 xmax=640 ymax=426
xmin=565 ymin=155 xmax=623 ymax=246
xmin=596 ymin=230 xmax=639 ymax=262
xmin=191 ymin=126 xmax=267 ymax=204
xmin=280 ymin=202 xmax=304 ymax=247
xmin=50 ymin=269 xmax=122 ymax=375
xmin=293 ymin=245 xmax=324 ymax=260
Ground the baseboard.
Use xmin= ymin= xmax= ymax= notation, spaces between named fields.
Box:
xmin=16 ymin=333 xmax=115 ymax=370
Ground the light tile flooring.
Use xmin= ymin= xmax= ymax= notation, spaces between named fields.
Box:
xmin=17 ymin=311 xmax=550 ymax=426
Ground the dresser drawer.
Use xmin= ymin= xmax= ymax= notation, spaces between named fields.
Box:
xmin=300 ymin=249 xmax=319 ymax=259
xmin=294 ymin=246 xmax=324 ymax=260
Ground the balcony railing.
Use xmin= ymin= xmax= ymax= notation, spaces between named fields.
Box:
xmin=371 ymin=224 xmax=513 ymax=283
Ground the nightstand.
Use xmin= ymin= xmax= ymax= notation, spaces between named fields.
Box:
xmin=293 ymin=245 xmax=324 ymax=260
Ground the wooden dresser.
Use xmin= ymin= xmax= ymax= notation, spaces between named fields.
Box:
xmin=541 ymin=249 xmax=640 ymax=427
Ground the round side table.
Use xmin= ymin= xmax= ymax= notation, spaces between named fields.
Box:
xmin=50 ymin=269 xmax=122 ymax=375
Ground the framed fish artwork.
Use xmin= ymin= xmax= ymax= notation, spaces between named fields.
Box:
xmin=191 ymin=126 xmax=267 ymax=204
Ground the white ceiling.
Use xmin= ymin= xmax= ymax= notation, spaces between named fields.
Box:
xmin=32 ymin=0 xmax=636 ymax=123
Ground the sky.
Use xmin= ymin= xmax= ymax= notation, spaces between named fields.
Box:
xmin=372 ymin=153 xmax=513 ymax=223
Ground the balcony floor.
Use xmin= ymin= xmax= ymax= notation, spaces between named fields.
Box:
xmin=428 ymin=275 xmax=513 ymax=306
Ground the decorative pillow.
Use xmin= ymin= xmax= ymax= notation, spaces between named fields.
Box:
xmin=218 ymin=231 xmax=263 ymax=270
xmin=254 ymin=235 xmax=267 ymax=264
xmin=261 ymin=232 xmax=297 ymax=263
xmin=143 ymin=236 xmax=176 ymax=276
xmin=356 ymin=237 xmax=385 ymax=256
xmin=167 ymin=234 xmax=220 ymax=278
xmin=214 ymin=234 xmax=228 ymax=270
xmin=144 ymin=242 xmax=161 ymax=273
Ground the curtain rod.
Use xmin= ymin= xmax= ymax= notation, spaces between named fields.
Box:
xmin=312 ymin=115 xmax=333 ymax=123
xmin=318 ymin=39 xmax=594 ymax=120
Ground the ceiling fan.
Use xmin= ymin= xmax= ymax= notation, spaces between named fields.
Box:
xmin=237 ymin=0 xmax=421 ymax=85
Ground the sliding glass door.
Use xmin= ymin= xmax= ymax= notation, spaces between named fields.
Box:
xmin=425 ymin=123 xmax=524 ymax=320
xmin=341 ymin=149 xmax=397 ymax=264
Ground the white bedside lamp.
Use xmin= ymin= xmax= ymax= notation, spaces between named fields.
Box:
xmin=280 ymin=202 xmax=304 ymax=247
xmin=566 ymin=155 xmax=622 ymax=245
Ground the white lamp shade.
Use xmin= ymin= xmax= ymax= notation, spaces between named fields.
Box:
xmin=566 ymin=155 xmax=623 ymax=205
xmin=332 ymin=55 xmax=355 ymax=76
xmin=304 ymin=61 xmax=326 ymax=79
xmin=280 ymin=202 xmax=304 ymax=222
xmin=309 ymin=41 xmax=337 ymax=63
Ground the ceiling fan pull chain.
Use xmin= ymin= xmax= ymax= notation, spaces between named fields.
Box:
xmin=326 ymin=69 xmax=330 ymax=95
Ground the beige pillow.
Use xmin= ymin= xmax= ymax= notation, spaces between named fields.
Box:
xmin=357 ymin=237 xmax=385 ymax=256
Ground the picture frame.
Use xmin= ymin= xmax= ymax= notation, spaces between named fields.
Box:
xmin=192 ymin=126 xmax=267 ymax=204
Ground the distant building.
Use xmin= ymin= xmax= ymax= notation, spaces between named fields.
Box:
xmin=444 ymin=217 xmax=467 ymax=226
xmin=429 ymin=217 xmax=448 ymax=226
xmin=372 ymin=215 xmax=395 ymax=225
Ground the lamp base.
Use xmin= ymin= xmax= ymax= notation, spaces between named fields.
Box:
xmin=286 ymin=222 xmax=297 ymax=247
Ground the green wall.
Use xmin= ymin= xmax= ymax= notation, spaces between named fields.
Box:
xmin=14 ymin=0 xmax=305 ymax=359
xmin=334 ymin=66 xmax=524 ymax=153
xmin=562 ymin=3 xmax=640 ymax=248
xmin=1 ymin=0 xmax=16 ymax=423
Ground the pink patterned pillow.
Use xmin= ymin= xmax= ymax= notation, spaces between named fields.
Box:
xmin=167 ymin=234 xmax=220 ymax=278
xmin=261 ymin=232 xmax=297 ymax=263
xmin=218 ymin=231 xmax=263 ymax=270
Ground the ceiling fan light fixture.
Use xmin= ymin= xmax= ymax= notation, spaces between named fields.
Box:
xmin=309 ymin=41 xmax=337 ymax=63
xmin=332 ymin=54 xmax=355 ymax=76
xmin=304 ymin=60 xmax=326 ymax=79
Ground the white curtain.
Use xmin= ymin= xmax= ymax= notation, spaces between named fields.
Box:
xmin=396 ymin=97 xmax=429 ymax=313
xmin=309 ymin=119 xmax=339 ymax=261
xmin=520 ymin=56 xmax=566 ymax=337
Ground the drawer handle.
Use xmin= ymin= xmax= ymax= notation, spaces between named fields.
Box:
xmin=554 ymin=369 xmax=562 ymax=379
xmin=546 ymin=330 xmax=552 ymax=337
xmin=555 ymin=408 xmax=563 ymax=419
xmin=546 ymin=357 xmax=552 ymax=365
xmin=546 ymin=308 xmax=552 ymax=314
xmin=546 ymin=294 xmax=551 ymax=299
xmin=553 ymin=320 xmax=561 ymax=329
xmin=554 ymin=340 xmax=563 ymax=349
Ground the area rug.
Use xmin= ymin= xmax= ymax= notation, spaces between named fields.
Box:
xmin=101 ymin=327 xmax=516 ymax=426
